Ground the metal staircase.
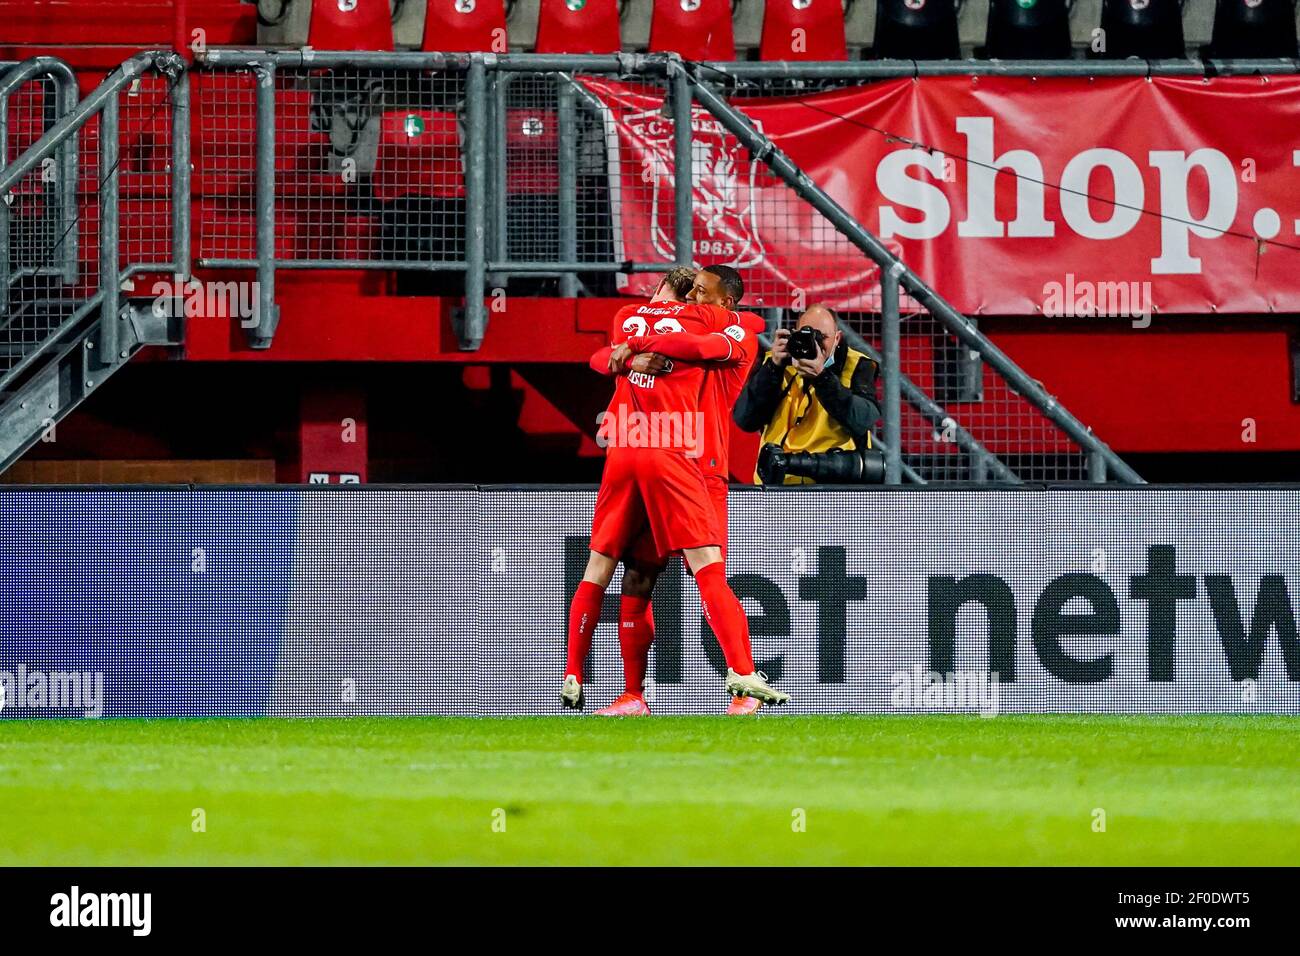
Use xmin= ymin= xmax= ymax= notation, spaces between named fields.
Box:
xmin=0 ymin=52 xmax=188 ymax=473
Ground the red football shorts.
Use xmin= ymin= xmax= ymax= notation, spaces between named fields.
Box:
xmin=590 ymin=449 xmax=723 ymax=561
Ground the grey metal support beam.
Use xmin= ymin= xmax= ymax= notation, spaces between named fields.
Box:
xmin=97 ymin=94 xmax=120 ymax=364
xmin=556 ymin=74 xmax=579 ymax=298
xmin=57 ymin=63 xmax=80 ymax=286
xmin=170 ymin=67 xmax=191 ymax=282
xmin=839 ymin=322 xmax=1021 ymax=484
xmin=196 ymin=49 xmax=1300 ymax=78
xmin=872 ymin=435 xmax=928 ymax=484
xmin=1088 ymin=450 xmax=1108 ymax=483
xmin=462 ymin=56 xmax=488 ymax=350
xmin=489 ymin=71 xmax=508 ymax=289
xmin=688 ymin=74 xmax=1141 ymax=484
xmin=199 ymin=50 xmax=671 ymax=74
xmin=670 ymin=60 xmax=693 ymax=267
xmin=881 ymin=265 xmax=902 ymax=485
xmin=251 ymin=62 xmax=279 ymax=347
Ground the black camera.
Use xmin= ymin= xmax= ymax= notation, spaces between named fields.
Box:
xmin=787 ymin=326 xmax=825 ymax=362
xmin=757 ymin=443 xmax=886 ymax=485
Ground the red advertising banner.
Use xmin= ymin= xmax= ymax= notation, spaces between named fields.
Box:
xmin=584 ymin=75 xmax=1300 ymax=316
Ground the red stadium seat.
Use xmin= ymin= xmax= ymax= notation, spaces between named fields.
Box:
xmin=308 ymin=0 xmax=395 ymax=51
xmin=648 ymin=0 xmax=736 ymax=60
xmin=372 ymin=110 xmax=465 ymax=201
xmin=504 ymin=107 xmax=560 ymax=194
xmin=421 ymin=0 xmax=510 ymax=52
xmin=759 ymin=0 xmax=848 ymax=60
xmin=534 ymin=0 xmax=622 ymax=54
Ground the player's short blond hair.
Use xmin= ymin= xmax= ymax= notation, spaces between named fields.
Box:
xmin=660 ymin=267 xmax=697 ymax=302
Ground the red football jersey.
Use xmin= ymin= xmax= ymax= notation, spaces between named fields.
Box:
xmin=601 ymin=303 xmax=644 ymax=424
xmin=698 ymin=309 xmax=766 ymax=479
xmin=600 ymin=301 xmax=762 ymax=466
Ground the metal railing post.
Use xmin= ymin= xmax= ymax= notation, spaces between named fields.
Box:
xmin=671 ymin=61 xmax=693 ymax=266
xmin=0 ymin=104 xmax=9 ymax=317
xmin=171 ymin=67 xmax=191 ymax=281
xmin=58 ymin=67 xmax=80 ymax=285
xmin=556 ymin=73 xmax=578 ymax=298
xmin=0 ymin=57 xmax=81 ymax=309
xmin=1088 ymin=449 xmax=1107 ymax=483
xmin=462 ymin=56 xmax=487 ymax=350
xmin=489 ymin=71 xmax=508 ymax=290
xmin=881 ymin=265 xmax=902 ymax=485
xmin=252 ymin=62 xmax=278 ymax=347
xmin=97 ymin=94 xmax=120 ymax=362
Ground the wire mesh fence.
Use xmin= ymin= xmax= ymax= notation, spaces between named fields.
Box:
xmin=119 ymin=72 xmax=176 ymax=275
xmin=1 ymin=73 xmax=97 ymax=385
xmin=0 ymin=61 xmax=176 ymax=391
xmin=196 ymin=64 xmax=467 ymax=266
xmin=185 ymin=55 xmax=1110 ymax=482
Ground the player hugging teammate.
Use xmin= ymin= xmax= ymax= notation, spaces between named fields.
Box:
xmin=561 ymin=264 xmax=790 ymax=716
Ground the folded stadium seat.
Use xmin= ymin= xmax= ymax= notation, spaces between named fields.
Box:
xmin=308 ymin=0 xmax=396 ymax=50
xmin=871 ymin=0 xmax=960 ymax=59
xmin=372 ymin=109 xmax=464 ymax=202
xmin=1096 ymin=0 xmax=1185 ymax=58
xmin=421 ymin=0 xmax=510 ymax=51
xmin=500 ymin=104 xmax=562 ymax=263
xmin=1205 ymin=0 xmax=1299 ymax=58
xmin=371 ymin=106 xmax=468 ymax=266
xmin=649 ymin=0 xmax=737 ymax=60
xmin=760 ymin=0 xmax=849 ymax=60
xmin=534 ymin=0 xmax=622 ymax=52
xmin=983 ymin=0 xmax=1071 ymax=58
xmin=505 ymin=106 xmax=560 ymax=193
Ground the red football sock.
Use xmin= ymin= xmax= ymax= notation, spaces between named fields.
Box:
xmin=565 ymin=580 xmax=605 ymax=682
xmin=694 ymin=562 xmax=755 ymax=674
xmin=618 ymin=595 xmax=655 ymax=694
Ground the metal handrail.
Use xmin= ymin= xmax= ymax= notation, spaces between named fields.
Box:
xmin=198 ymin=50 xmax=1300 ymax=78
xmin=684 ymin=64 xmax=1142 ymax=484
xmin=0 ymin=51 xmax=188 ymax=393
xmin=0 ymin=57 xmax=81 ymax=312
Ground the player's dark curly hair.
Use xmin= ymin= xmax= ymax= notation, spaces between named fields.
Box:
xmin=660 ymin=267 xmax=697 ymax=301
xmin=702 ymin=264 xmax=744 ymax=304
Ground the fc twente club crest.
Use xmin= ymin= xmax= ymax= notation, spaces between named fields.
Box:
xmin=622 ymin=104 xmax=769 ymax=270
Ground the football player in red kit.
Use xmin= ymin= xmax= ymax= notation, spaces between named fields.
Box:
xmin=596 ymin=265 xmax=770 ymax=716
xmin=563 ymin=265 xmax=787 ymax=714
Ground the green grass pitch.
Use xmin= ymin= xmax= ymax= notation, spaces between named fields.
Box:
xmin=1 ymin=715 xmax=1297 ymax=866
